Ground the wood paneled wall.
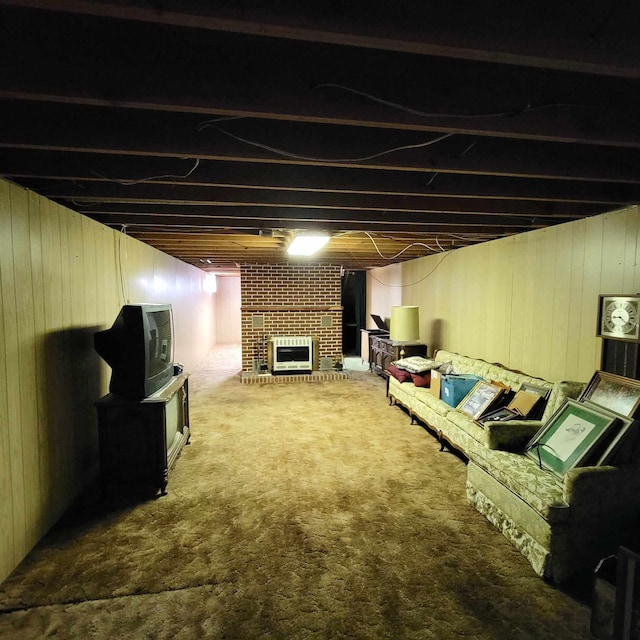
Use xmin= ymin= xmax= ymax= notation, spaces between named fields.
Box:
xmin=0 ymin=180 xmax=215 ymax=583
xmin=369 ymin=205 xmax=640 ymax=383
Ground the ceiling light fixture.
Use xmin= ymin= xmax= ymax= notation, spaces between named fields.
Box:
xmin=286 ymin=232 xmax=330 ymax=256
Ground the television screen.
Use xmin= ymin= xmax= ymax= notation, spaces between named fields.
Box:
xmin=146 ymin=309 xmax=172 ymax=378
xmin=95 ymin=304 xmax=174 ymax=399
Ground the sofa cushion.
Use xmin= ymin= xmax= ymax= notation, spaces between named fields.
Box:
xmin=446 ymin=409 xmax=488 ymax=447
xmin=562 ymin=465 xmax=640 ymax=518
xmin=386 ymin=364 xmax=413 ymax=383
xmin=471 ymin=448 xmax=569 ymax=522
xmin=483 ymin=419 xmax=544 ymax=452
xmin=542 ymin=380 xmax=585 ymax=422
xmin=434 ymin=350 xmax=555 ymax=392
xmin=413 ymin=388 xmax=452 ymax=417
xmin=389 ymin=374 xmax=419 ymax=395
xmin=410 ymin=371 xmax=431 ymax=387
xmin=393 ymin=355 xmax=438 ymax=373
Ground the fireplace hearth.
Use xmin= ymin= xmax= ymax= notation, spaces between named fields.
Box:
xmin=240 ymin=369 xmax=348 ymax=384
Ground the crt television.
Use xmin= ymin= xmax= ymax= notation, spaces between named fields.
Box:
xmin=95 ymin=303 xmax=174 ymax=399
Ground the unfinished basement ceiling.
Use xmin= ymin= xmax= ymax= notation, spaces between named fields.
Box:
xmin=1 ymin=1 xmax=640 ymax=271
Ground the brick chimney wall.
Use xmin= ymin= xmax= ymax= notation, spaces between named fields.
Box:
xmin=240 ymin=264 xmax=343 ymax=371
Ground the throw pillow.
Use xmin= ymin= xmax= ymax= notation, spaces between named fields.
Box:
xmin=386 ymin=364 xmax=413 ymax=383
xmin=393 ymin=355 xmax=438 ymax=374
xmin=411 ymin=371 xmax=431 ymax=387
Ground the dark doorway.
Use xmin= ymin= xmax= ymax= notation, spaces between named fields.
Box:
xmin=341 ymin=270 xmax=366 ymax=355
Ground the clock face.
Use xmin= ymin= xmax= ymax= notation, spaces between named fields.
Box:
xmin=599 ymin=296 xmax=640 ymax=341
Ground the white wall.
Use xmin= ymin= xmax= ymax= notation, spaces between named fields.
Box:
xmin=215 ymin=275 xmax=242 ymax=343
xmin=365 ymin=263 xmax=402 ymax=328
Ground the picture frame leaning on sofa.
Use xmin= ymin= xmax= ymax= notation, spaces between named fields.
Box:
xmin=579 ymin=370 xmax=640 ymax=419
xmin=524 ymin=398 xmax=621 ymax=477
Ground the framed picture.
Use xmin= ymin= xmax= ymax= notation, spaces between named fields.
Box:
xmin=595 ymin=418 xmax=637 ymax=466
xmin=477 ymin=406 xmax=520 ymax=425
xmin=578 ymin=401 xmax=638 ymax=466
xmin=519 ymin=381 xmax=551 ymax=399
xmin=525 ymin=399 xmax=618 ymax=477
xmin=457 ymin=381 xmax=504 ymax=419
xmin=579 ymin=371 xmax=640 ymax=418
xmin=507 ymin=390 xmax=543 ymax=418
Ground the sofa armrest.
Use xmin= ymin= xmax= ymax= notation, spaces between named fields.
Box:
xmin=484 ymin=420 xmax=543 ymax=451
xmin=563 ymin=465 xmax=640 ymax=516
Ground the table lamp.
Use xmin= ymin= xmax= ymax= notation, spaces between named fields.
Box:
xmin=390 ymin=305 xmax=420 ymax=357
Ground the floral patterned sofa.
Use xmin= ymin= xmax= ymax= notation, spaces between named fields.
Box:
xmin=388 ymin=350 xmax=640 ymax=583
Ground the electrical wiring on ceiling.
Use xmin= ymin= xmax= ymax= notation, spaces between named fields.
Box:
xmin=313 ymin=83 xmax=640 ymax=128
xmin=364 ymin=250 xmax=453 ymax=288
xmin=197 ymin=115 xmax=247 ymax=128
xmin=339 ymin=230 xmax=505 ymax=263
xmin=69 ymin=198 xmax=103 ymax=207
xmin=91 ymin=158 xmax=200 ymax=186
xmin=198 ymin=124 xmax=454 ymax=163
xmin=334 ymin=230 xmax=445 ymax=261
xmin=315 ymin=83 xmax=530 ymax=119
xmin=364 ymin=231 xmax=444 ymax=259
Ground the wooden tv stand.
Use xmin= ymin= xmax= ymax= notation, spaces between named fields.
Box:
xmin=94 ymin=372 xmax=190 ymax=497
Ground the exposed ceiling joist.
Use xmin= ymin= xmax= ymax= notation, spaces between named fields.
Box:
xmin=0 ymin=1 xmax=638 ymax=269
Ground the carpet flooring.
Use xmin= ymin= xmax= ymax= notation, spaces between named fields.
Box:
xmin=0 ymin=345 xmax=592 ymax=639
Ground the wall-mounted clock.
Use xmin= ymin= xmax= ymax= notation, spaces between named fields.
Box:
xmin=597 ymin=294 xmax=640 ymax=341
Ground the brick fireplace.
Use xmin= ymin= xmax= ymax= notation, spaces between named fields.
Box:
xmin=240 ymin=264 xmax=343 ymax=372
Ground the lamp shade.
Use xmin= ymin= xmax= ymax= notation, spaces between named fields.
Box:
xmin=390 ymin=305 xmax=420 ymax=342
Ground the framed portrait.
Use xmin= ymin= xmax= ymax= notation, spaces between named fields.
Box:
xmin=525 ymin=399 xmax=619 ymax=477
xmin=477 ymin=406 xmax=520 ymax=425
xmin=579 ymin=371 xmax=640 ymax=418
xmin=457 ymin=381 xmax=504 ymax=419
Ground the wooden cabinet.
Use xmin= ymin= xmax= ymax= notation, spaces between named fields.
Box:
xmin=369 ymin=335 xmax=427 ymax=374
xmin=360 ymin=328 xmax=389 ymax=363
xmin=94 ymin=372 xmax=190 ymax=497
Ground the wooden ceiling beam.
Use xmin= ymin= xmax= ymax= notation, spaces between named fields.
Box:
xmin=6 ymin=86 xmax=640 ymax=148
xmin=87 ymin=212 xmax=554 ymax=234
xmin=2 ymin=101 xmax=640 ymax=184
xmin=2 ymin=6 xmax=640 ymax=148
xmin=2 ymin=1 xmax=638 ymax=270
xmin=138 ymin=231 xmax=492 ymax=245
xmin=3 ymin=151 xmax=637 ymax=204
xmin=131 ymin=233 xmax=507 ymax=244
xmin=2 ymin=1 xmax=639 ymax=77
xmin=72 ymin=203 xmax=573 ymax=227
xmin=41 ymin=186 xmax=604 ymax=218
